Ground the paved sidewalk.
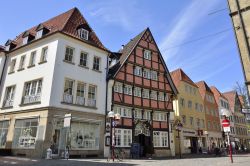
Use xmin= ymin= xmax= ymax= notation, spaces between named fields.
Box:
xmin=0 ymin=154 xmax=249 ymax=166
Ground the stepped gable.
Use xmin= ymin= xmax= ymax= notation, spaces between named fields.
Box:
xmin=7 ymin=7 xmax=107 ymax=52
xmin=170 ymin=68 xmax=198 ymax=88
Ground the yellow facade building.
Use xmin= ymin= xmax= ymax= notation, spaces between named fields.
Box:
xmin=171 ymin=69 xmax=206 ymax=154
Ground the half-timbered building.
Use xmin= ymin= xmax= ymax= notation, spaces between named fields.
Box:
xmin=105 ymin=28 xmax=177 ymax=157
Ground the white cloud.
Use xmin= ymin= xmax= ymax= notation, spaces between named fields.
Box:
xmin=87 ymin=0 xmax=151 ymax=31
xmin=159 ymin=0 xmax=221 ymax=62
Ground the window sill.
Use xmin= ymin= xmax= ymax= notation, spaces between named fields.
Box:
xmin=63 ymin=60 xmax=75 ymax=65
xmin=8 ymin=71 xmax=15 ymax=75
xmin=38 ymin=61 xmax=47 ymax=65
xmin=17 ymin=68 xmax=25 ymax=72
xmin=92 ymin=69 xmax=102 ymax=73
xmin=19 ymin=101 xmax=41 ymax=107
xmin=61 ymin=102 xmax=97 ymax=109
xmin=0 ymin=106 xmax=13 ymax=110
xmin=78 ymin=65 xmax=89 ymax=69
xmin=27 ymin=64 xmax=35 ymax=68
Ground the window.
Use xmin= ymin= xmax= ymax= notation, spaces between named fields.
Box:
xmin=64 ymin=46 xmax=74 ymax=63
xmin=0 ymin=121 xmax=9 ymax=148
xmin=201 ymin=119 xmax=205 ymax=128
xmin=40 ymin=47 xmax=48 ymax=62
xmin=143 ymin=69 xmax=151 ymax=79
xmin=195 ymin=103 xmax=199 ymax=111
xmin=196 ymin=118 xmax=200 ymax=128
xmin=153 ymin=112 xmax=166 ymax=121
xmin=9 ymin=59 xmax=16 ymax=73
xmin=142 ymin=89 xmax=149 ymax=99
xmin=114 ymin=82 xmax=123 ymax=93
xmin=70 ymin=121 xmax=100 ymax=150
xmin=188 ymin=100 xmax=192 ymax=109
xmin=18 ymin=55 xmax=26 ymax=70
xmin=36 ymin=30 xmax=43 ymax=39
xmin=134 ymin=87 xmax=141 ymax=97
xmin=63 ymin=79 xmax=74 ymax=103
xmin=134 ymin=109 xmax=142 ymax=119
xmin=151 ymin=71 xmax=158 ymax=80
xmin=144 ymin=111 xmax=151 ymax=120
xmin=29 ymin=51 xmax=36 ymax=66
xmin=180 ymin=98 xmax=185 ymax=107
xmin=87 ymin=85 xmax=97 ymax=107
xmin=182 ymin=115 xmax=186 ymax=124
xmin=114 ymin=106 xmax=122 ymax=116
xmin=158 ymin=92 xmax=165 ymax=101
xmin=134 ymin=66 xmax=142 ymax=76
xmin=78 ymin=28 xmax=89 ymax=40
xmin=122 ymin=107 xmax=131 ymax=118
xmin=23 ymin=79 xmax=42 ymax=104
xmin=190 ymin=117 xmax=193 ymax=126
xmin=153 ymin=131 xmax=168 ymax=147
xmin=144 ymin=50 xmax=151 ymax=60
xmin=3 ymin=86 xmax=15 ymax=107
xmin=76 ymin=82 xmax=86 ymax=105
xmin=200 ymin=104 xmax=203 ymax=112
xmin=115 ymin=129 xmax=132 ymax=147
xmin=79 ymin=52 xmax=88 ymax=67
xmin=124 ymin=85 xmax=132 ymax=95
xmin=150 ymin=91 xmax=157 ymax=100
xmin=22 ymin=36 xmax=28 ymax=45
xmin=93 ymin=56 xmax=100 ymax=71
xmin=12 ymin=118 xmax=38 ymax=149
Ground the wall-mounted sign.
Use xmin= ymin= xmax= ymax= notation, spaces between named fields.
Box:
xmin=64 ymin=113 xmax=71 ymax=127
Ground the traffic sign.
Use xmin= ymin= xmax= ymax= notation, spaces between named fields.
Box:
xmin=222 ymin=119 xmax=230 ymax=127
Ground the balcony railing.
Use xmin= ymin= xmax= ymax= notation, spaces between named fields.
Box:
xmin=3 ymin=99 xmax=13 ymax=107
xmin=76 ymin=96 xmax=85 ymax=105
xmin=87 ymin=99 xmax=96 ymax=107
xmin=63 ymin=93 xmax=73 ymax=104
xmin=23 ymin=95 xmax=41 ymax=104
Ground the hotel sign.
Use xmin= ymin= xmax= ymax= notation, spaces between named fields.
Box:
xmin=242 ymin=108 xmax=250 ymax=113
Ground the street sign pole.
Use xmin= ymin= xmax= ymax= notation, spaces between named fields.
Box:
xmin=227 ymin=132 xmax=233 ymax=163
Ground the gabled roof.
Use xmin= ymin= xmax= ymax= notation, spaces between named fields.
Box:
xmin=109 ymin=28 xmax=178 ymax=95
xmin=170 ymin=68 xmax=198 ymax=88
xmin=5 ymin=7 xmax=107 ymax=52
xmin=223 ymin=91 xmax=238 ymax=111
xmin=195 ymin=81 xmax=213 ymax=99
xmin=210 ymin=86 xmax=228 ymax=105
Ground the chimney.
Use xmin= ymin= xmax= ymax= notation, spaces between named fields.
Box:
xmin=121 ymin=45 xmax=124 ymax=50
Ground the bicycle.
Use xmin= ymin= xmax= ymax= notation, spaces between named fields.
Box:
xmin=107 ymin=148 xmax=125 ymax=162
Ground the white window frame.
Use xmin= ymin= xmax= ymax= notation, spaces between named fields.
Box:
xmin=78 ymin=28 xmax=89 ymax=40
xmin=151 ymin=70 xmax=158 ymax=80
xmin=23 ymin=79 xmax=42 ymax=104
xmin=115 ymin=129 xmax=132 ymax=147
xmin=64 ymin=46 xmax=74 ymax=63
xmin=143 ymin=69 xmax=151 ymax=79
xmin=142 ymin=89 xmax=149 ymax=99
xmin=153 ymin=131 xmax=168 ymax=147
xmin=40 ymin=47 xmax=48 ymax=62
xmin=3 ymin=85 xmax=15 ymax=107
xmin=150 ymin=91 xmax=157 ymax=100
xmin=19 ymin=55 xmax=26 ymax=70
xmin=124 ymin=85 xmax=132 ymax=95
xmin=9 ymin=59 xmax=16 ymax=73
xmin=93 ymin=56 xmax=101 ymax=71
xmin=134 ymin=109 xmax=142 ymax=119
xmin=29 ymin=51 xmax=36 ymax=66
xmin=144 ymin=50 xmax=151 ymax=60
xmin=134 ymin=87 xmax=141 ymax=97
xmin=79 ymin=51 xmax=88 ymax=67
xmin=134 ymin=66 xmax=142 ymax=76
xmin=114 ymin=82 xmax=123 ymax=93
xmin=87 ymin=85 xmax=97 ymax=107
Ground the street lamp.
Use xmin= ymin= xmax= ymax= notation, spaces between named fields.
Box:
xmin=204 ymin=130 xmax=209 ymax=153
xmin=175 ymin=121 xmax=183 ymax=159
xmin=108 ymin=111 xmax=120 ymax=161
xmin=221 ymin=109 xmax=233 ymax=163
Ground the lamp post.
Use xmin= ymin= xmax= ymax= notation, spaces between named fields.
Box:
xmin=221 ymin=109 xmax=233 ymax=163
xmin=107 ymin=111 xmax=121 ymax=162
xmin=175 ymin=121 xmax=183 ymax=159
xmin=204 ymin=131 xmax=209 ymax=154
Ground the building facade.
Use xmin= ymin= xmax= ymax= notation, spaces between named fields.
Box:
xmin=227 ymin=0 xmax=250 ymax=99
xmin=171 ymin=69 xmax=206 ymax=154
xmin=105 ymin=28 xmax=178 ymax=157
xmin=0 ymin=8 xmax=109 ymax=158
xmin=223 ymin=91 xmax=249 ymax=148
xmin=196 ymin=81 xmax=222 ymax=151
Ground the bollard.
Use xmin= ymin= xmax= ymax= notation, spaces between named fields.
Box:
xmin=46 ymin=148 xmax=52 ymax=159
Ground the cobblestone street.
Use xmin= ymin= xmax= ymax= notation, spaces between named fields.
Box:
xmin=1 ymin=154 xmax=250 ymax=166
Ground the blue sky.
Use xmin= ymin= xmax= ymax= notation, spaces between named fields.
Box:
xmin=0 ymin=0 xmax=244 ymax=92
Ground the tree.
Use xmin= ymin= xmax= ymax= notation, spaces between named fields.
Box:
xmin=234 ymin=82 xmax=249 ymax=108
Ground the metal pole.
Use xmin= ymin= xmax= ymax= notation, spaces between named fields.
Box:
xmin=178 ymin=130 xmax=181 ymax=158
xmin=227 ymin=132 xmax=233 ymax=163
xmin=112 ymin=118 xmax=115 ymax=161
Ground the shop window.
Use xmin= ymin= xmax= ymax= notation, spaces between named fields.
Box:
xmin=114 ymin=129 xmax=132 ymax=147
xmin=153 ymin=131 xmax=168 ymax=147
xmin=12 ymin=118 xmax=38 ymax=149
xmin=0 ymin=121 xmax=9 ymax=148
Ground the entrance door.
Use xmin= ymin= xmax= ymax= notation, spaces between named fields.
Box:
xmin=191 ymin=137 xmax=198 ymax=153
xmin=51 ymin=129 xmax=61 ymax=155
xmin=138 ymin=134 xmax=146 ymax=157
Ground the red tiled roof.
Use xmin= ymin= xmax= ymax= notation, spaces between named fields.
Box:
xmin=195 ymin=81 xmax=213 ymax=99
xmin=6 ymin=7 xmax=107 ymax=52
xmin=170 ymin=68 xmax=198 ymax=88
xmin=210 ymin=86 xmax=228 ymax=105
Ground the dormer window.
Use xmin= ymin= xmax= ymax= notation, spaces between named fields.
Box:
xmin=5 ymin=39 xmax=17 ymax=51
xmin=23 ymin=36 xmax=28 ymax=45
xmin=78 ymin=28 xmax=89 ymax=40
xmin=36 ymin=29 xmax=43 ymax=39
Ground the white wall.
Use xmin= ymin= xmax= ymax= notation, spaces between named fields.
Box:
xmin=0 ymin=35 xmax=59 ymax=112
xmin=50 ymin=34 xmax=109 ymax=115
